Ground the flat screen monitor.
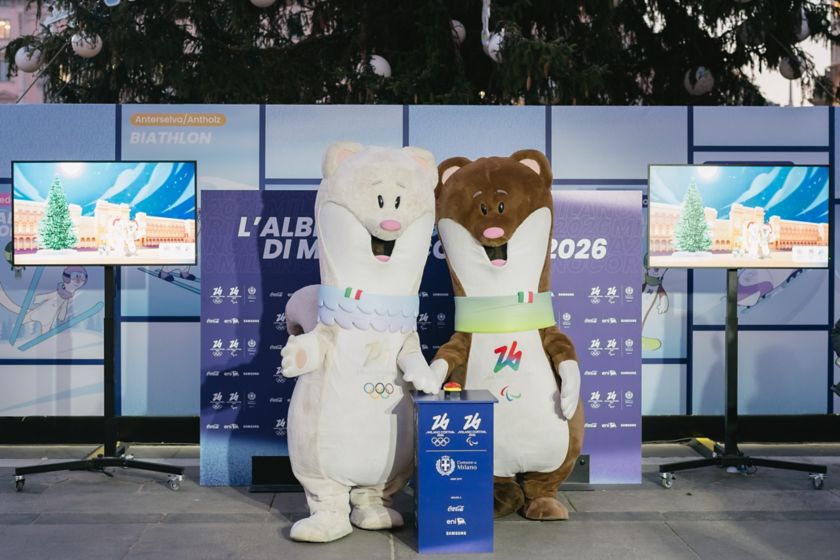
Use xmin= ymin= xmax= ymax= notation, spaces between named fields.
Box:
xmin=647 ymin=164 xmax=830 ymax=269
xmin=11 ymin=161 xmax=197 ymax=266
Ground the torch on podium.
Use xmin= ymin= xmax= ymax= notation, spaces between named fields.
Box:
xmin=412 ymin=385 xmax=497 ymax=554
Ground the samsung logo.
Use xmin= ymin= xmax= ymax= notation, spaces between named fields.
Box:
xmin=243 ymin=371 xmax=260 ymax=376
xmin=243 ymin=319 xmax=260 ymax=324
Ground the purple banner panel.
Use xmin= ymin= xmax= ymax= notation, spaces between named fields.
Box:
xmin=200 ymin=190 xmax=319 ymax=486
xmin=551 ymin=191 xmax=643 ymax=484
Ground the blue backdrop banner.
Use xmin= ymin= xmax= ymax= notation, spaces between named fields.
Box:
xmin=200 ymin=189 xmax=642 ymax=486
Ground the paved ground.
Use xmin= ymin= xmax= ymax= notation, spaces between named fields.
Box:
xmin=1 ymin=443 xmax=839 ymax=559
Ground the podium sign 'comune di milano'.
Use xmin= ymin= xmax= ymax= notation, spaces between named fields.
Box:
xmin=413 ymin=390 xmax=496 ymax=554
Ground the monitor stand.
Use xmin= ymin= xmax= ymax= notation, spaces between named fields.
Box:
xmin=658 ymin=269 xmax=827 ymax=490
xmin=14 ymin=266 xmax=185 ymax=492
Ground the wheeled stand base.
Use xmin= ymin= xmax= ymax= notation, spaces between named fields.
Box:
xmin=13 ymin=267 xmax=185 ymax=494
xmin=14 ymin=444 xmax=184 ymax=492
xmin=658 ymin=270 xmax=828 ymax=492
xmin=659 ymin=454 xmax=827 ymax=490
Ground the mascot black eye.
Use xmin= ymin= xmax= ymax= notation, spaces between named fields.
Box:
xmin=498 ymin=202 xmax=505 ymax=214
xmin=377 ymin=195 xmax=384 ymax=208
xmin=395 ymin=196 xmax=401 ymax=209
xmin=480 ymin=203 xmax=488 ymax=215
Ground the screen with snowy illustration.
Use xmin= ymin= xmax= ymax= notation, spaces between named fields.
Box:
xmin=647 ymin=164 xmax=830 ymax=269
xmin=11 ymin=161 xmax=197 ymax=266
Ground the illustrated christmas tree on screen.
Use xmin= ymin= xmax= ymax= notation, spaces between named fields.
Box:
xmin=673 ymin=181 xmax=712 ymax=253
xmin=38 ymin=177 xmax=78 ymax=250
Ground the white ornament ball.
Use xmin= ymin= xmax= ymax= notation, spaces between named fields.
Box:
xmin=779 ymin=57 xmax=802 ymax=80
xmin=250 ymin=0 xmax=277 ymax=7
xmin=486 ymin=31 xmax=504 ymax=62
xmin=71 ymin=33 xmax=102 ymax=58
xmin=451 ymin=19 xmax=466 ymax=44
xmin=684 ymin=67 xmax=714 ymax=96
xmin=360 ymin=54 xmax=391 ymax=78
xmin=14 ymin=46 xmax=42 ymax=73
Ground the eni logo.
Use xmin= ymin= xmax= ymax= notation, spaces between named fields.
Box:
xmin=493 ymin=341 xmax=522 ymax=373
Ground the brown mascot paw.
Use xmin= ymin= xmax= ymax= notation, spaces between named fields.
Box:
xmin=493 ymin=480 xmax=525 ymax=518
xmin=522 ymin=497 xmax=569 ymax=521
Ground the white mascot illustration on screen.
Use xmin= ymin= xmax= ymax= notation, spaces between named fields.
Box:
xmin=103 ymin=218 xmax=144 ymax=257
xmin=742 ymin=221 xmax=776 ymax=260
xmin=280 ymin=142 xmax=444 ymax=542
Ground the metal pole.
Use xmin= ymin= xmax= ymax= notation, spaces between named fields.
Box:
xmin=724 ymin=268 xmax=740 ymax=456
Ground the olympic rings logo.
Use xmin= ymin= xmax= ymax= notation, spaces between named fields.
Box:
xmin=363 ymin=382 xmax=395 ymax=400
xmin=431 ymin=436 xmax=450 ymax=447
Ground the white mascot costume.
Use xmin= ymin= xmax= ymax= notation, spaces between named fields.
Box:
xmin=280 ymin=142 xmax=444 ymax=543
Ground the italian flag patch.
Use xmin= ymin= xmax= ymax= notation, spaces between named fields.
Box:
xmin=517 ymin=291 xmax=534 ymax=304
xmin=344 ymin=287 xmax=363 ymax=300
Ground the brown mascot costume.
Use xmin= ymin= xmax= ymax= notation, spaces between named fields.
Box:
xmin=429 ymin=150 xmax=584 ymax=520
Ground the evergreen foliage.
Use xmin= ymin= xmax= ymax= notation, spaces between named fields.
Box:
xmin=4 ymin=1 xmax=839 ymax=104
xmin=38 ymin=176 xmax=78 ymax=250
xmin=674 ymin=180 xmax=712 ymax=253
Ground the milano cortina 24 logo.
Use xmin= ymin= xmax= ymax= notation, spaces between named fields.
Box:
xmin=493 ymin=341 xmax=522 ymax=373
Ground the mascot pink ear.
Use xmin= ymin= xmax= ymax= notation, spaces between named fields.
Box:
xmin=509 ymin=149 xmax=553 ymax=188
xmin=518 ymin=159 xmax=541 ymax=175
xmin=441 ymin=166 xmax=460 ymax=184
xmin=402 ymin=146 xmax=435 ymax=170
xmin=322 ymin=141 xmax=364 ymax=178
xmin=402 ymin=146 xmax=438 ymax=190
xmin=435 ymin=156 xmax=472 ymax=200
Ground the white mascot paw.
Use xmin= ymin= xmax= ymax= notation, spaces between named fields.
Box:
xmin=290 ymin=511 xmax=352 ymax=543
xmin=557 ymin=360 xmax=581 ymax=420
xmin=430 ymin=359 xmax=449 ymax=389
xmin=350 ymin=504 xmax=404 ymax=530
xmin=400 ymin=353 xmax=446 ymax=394
xmin=280 ymin=333 xmax=319 ymax=377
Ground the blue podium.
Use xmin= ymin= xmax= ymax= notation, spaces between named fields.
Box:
xmin=412 ymin=390 xmax=497 ymax=554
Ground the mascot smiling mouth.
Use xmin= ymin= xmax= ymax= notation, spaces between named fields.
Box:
xmin=483 ymin=242 xmax=508 ymax=266
xmin=371 ymin=235 xmax=396 ymax=262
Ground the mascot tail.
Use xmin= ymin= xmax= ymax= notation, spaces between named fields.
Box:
xmin=285 ymin=284 xmax=320 ymax=335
